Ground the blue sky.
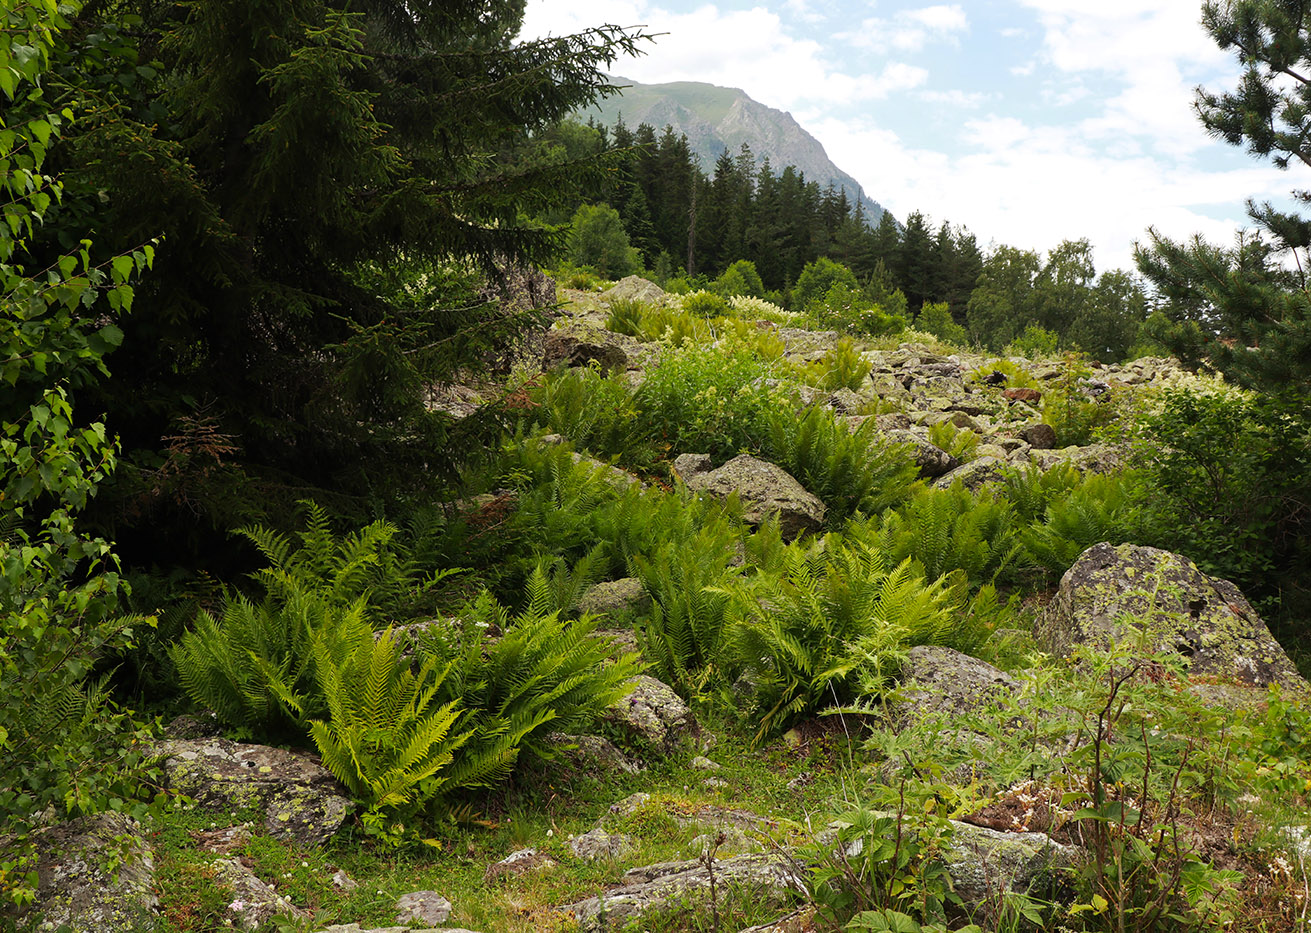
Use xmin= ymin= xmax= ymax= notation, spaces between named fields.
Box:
xmin=519 ymin=0 xmax=1298 ymax=274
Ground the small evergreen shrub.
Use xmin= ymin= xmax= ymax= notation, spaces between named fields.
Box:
xmin=713 ymin=259 xmax=766 ymax=298
xmin=1041 ymin=354 xmax=1119 ymax=446
xmin=1007 ymin=324 xmax=1061 ymax=358
xmin=914 ymin=301 xmax=969 ymax=346
xmin=680 ymin=289 xmax=731 ymax=318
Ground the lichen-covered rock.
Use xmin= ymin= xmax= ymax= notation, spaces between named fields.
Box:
xmin=931 ymin=456 xmax=1008 ymax=491
xmin=1019 ymin=423 xmax=1056 ymax=449
xmin=20 ymin=814 xmax=157 ymax=933
xmin=1030 ymin=443 xmax=1127 ymax=474
xmin=214 ymin=857 xmax=309 ymax=930
xmin=164 ymin=712 xmax=221 ymax=739
xmin=543 ymin=331 xmax=631 ymax=373
xmin=576 ymin=577 xmax=651 ymax=617
xmin=603 ymin=274 xmax=667 ymax=305
xmin=1036 ymin=543 xmax=1308 ymax=692
xmin=546 ymin=732 xmax=643 ymax=774
xmin=603 ymin=675 xmax=695 ymax=755
xmin=684 ymin=455 xmax=826 ymax=539
xmin=570 ymin=827 xmax=637 ymax=861
xmin=395 ymin=890 xmax=453 ymax=924
xmin=672 ymin=452 xmax=714 ymax=479
xmin=893 ymin=645 xmax=1019 ymax=725
xmin=558 ymin=853 xmax=806 ymax=931
xmin=153 ymin=737 xmax=352 ymax=846
xmin=943 ymin=822 xmax=1077 ymax=915
xmin=885 ymin=429 xmax=960 ymax=478
xmin=570 ymin=452 xmax=642 ymax=489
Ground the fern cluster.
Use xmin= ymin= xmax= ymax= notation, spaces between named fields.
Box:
xmin=716 ymin=537 xmax=962 ymax=743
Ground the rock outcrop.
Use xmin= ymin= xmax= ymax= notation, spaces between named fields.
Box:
xmin=1036 ymin=542 xmax=1308 ymax=693
xmin=683 ymin=454 xmax=826 ymax=539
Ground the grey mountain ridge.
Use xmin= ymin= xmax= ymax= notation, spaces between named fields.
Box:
xmin=580 ymin=76 xmax=890 ymax=223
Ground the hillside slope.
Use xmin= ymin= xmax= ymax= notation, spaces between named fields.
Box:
xmin=581 ymin=77 xmax=889 ymax=223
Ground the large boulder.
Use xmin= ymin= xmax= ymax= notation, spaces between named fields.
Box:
xmin=557 ymin=853 xmax=806 ymax=932
xmin=1036 ymin=543 xmax=1308 ymax=692
xmin=603 ymin=274 xmax=667 ymax=305
xmin=18 ymin=814 xmax=157 ymax=933
xmin=942 ymin=822 xmax=1077 ymax=916
xmin=542 ymin=330 xmax=631 ymax=373
xmin=885 ymin=430 xmax=960 ymax=478
xmin=153 ymin=737 xmax=352 ymax=847
xmin=684 ymin=455 xmax=826 ymax=539
xmin=603 ymin=675 xmax=695 ymax=755
xmin=893 ymin=645 xmax=1020 ymax=725
xmin=576 ymin=577 xmax=651 ymax=617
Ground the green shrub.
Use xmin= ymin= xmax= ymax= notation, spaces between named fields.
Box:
xmin=631 ymin=526 xmax=741 ymax=696
xmin=713 ymin=260 xmax=766 ymax=298
xmin=567 ymin=202 xmax=640 ymax=278
xmin=763 ymin=406 xmax=920 ymax=523
xmin=719 ymin=539 xmax=965 ymax=743
xmin=796 ymin=336 xmax=870 ymax=391
xmin=1020 ymin=471 xmax=1135 ymax=575
xmin=968 ymin=358 xmax=1038 ymax=390
xmin=634 ymin=344 xmax=789 ymax=459
xmin=605 ymin=297 xmax=649 ymax=336
xmin=1041 ymin=354 xmax=1119 ymax=446
xmin=926 ymin=421 xmax=979 ymax=463
xmin=913 ymin=302 xmax=969 ymax=346
xmin=527 ymin=367 xmax=646 ymax=463
xmin=680 ymin=289 xmax=731 ymax=318
xmin=1123 ymin=389 xmax=1311 ymax=597
xmin=808 ymin=282 xmax=909 ymax=337
xmin=794 ymin=257 xmax=860 ymax=311
xmin=1007 ymin=323 xmax=1061 ymax=358
xmin=871 ymin=484 xmax=1023 ymax=588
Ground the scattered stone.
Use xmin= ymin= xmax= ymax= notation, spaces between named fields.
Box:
xmin=19 ymin=814 xmax=157 ymax=933
xmin=672 ymin=452 xmax=714 ymax=479
xmin=690 ymin=756 xmax=721 ymax=771
xmin=214 ymin=857 xmax=309 ymax=930
xmin=603 ymin=675 xmax=694 ymax=755
xmin=702 ymin=778 xmax=730 ymax=789
xmin=152 ymin=737 xmax=352 ymax=847
xmin=684 ymin=454 xmax=826 ymax=539
xmin=893 ymin=645 xmax=1020 ymax=725
xmin=570 ymin=828 xmax=637 ymax=861
xmin=1019 ymin=423 xmax=1057 ymax=449
xmin=603 ymin=274 xmax=667 ymax=305
xmin=576 ymin=577 xmax=651 ymax=617
xmin=826 ymin=387 xmax=868 ymax=413
xmin=546 ymin=732 xmax=644 ymax=774
xmin=1036 ymin=543 xmax=1308 ymax=693
xmin=558 ymin=853 xmax=807 ymax=932
xmin=164 ymin=713 xmax=221 ymax=739
xmin=943 ymin=822 xmax=1077 ymax=917
xmin=331 ymin=869 xmax=359 ymax=892
xmin=885 ymin=429 xmax=960 ymax=478
xmin=395 ymin=890 xmax=453 ymax=925
xmin=570 ymin=452 xmax=642 ymax=489
xmin=1003 ymin=387 xmax=1042 ymax=403
xmin=593 ymin=627 xmax=641 ymax=659
xmin=485 ymin=848 xmax=556 ymax=883
xmin=931 ymin=456 xmax=1008 ymax=492
xmin=193 ymin=824 xmax=252 ymax=854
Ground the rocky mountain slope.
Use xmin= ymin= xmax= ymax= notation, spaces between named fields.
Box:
xmin=580 ymin=78 xmax=889 ymax=223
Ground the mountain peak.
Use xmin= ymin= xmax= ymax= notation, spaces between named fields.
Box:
xmin=583 ymin=77 xmax=887 ymax=222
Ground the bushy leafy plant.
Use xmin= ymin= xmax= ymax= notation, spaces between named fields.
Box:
xmin=1041 ymin=354 xmax=1119 ymax=446
xmin=926 ymin=421 xmax=979 ymax=463
xmin=605 ymin=297 xmax=650 ymax=336
xmin=714 ymin=259 xmax=766 ymax=298
xmin=809 ymin=282 xmax=908 ymax=337
xmin=796 ymin=336 xmax=870 ymax=391
xmin=526 ymin=366 xmax=647 ymax=463
xmin=1021 ymin=472 xmax=1134 ymax=575
xmin=1008 ymin=324 xmax=1061 ymax=358
xmin=680 ymin=289 xmax=731 ymax=318
xmin=871 ymin=485 xmax=1023 ymax=588
xmin=968 ymin=359 xmax=1038 ymax=390
xmin=718 ymin=539 xmax=964 ymax=742
xmin=634 ymin=344 xmax=791 ymax=459
xmin=763 ymin=406 xmax=920 ymax=523
xmin=631 ymin=524 xmax=741 ymax=696
xmin=913 ymin=302 xmax=969 ymax=347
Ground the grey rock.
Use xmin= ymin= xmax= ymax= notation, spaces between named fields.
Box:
xmin=1036 ymin=542 xmax=1308 ymax=692
xmin=1019 ymin=422 xmax=1057 ymax=449
xmin=603 ymin=274 xmax=667 ymax=305
xmin=570 ymin=828 xmax=637 ymax=861
xmin=395 ymin=890 xmax=452 ymax=924
xmin=672 ymin=452 xmax=714 ymax=479
xmin=543 ymin=331 xmax=630 ymax=373
xmin=558 ymin=853 xmax=807 ymax=931
xmin=546 ymin=732 xmax=643 ymax=774
xmin=690 ymin=755 xmax=721 ymax=771
xmin=827 ymin=387 xmax=869 ymax=413
xmin=576 ymin=577 xmax=651 ymax=617
xmin=20 ymin=814 xmax=157 ymax=933
xmin=737 ymin=909 xmax=817 ymax=933
xmin=164 ymin=713 xmax=221 ymax=739
xmin=931 ymin=456 xmax=1008 ymax=492
xmin=485 ymin=848 xmax=556 ymax=883
xmin=603 ymin=675 xmax=694 ymax=755
xmin=570 ymin=452 xmax=642 ymax=489
xmin=943 ymin=822 xmax=1077 ymax=916
xmin=885 ymin=429 xmax=960 ymax=478
xmin=331 ymin=869 xmax=358 ymax=892
xmin=894 ymin=645 xmax=1020 ymax=725
xmin=685 ymin=454 xmax=826 ymax=539
xmin=214 ymin=857 xmax=308 ymax=930
xmin=153 ymin=737 xmax=352 ymax=847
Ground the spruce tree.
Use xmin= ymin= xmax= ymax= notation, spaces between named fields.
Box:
xmin=1135 ymin=0 xmax=1311 ymax=393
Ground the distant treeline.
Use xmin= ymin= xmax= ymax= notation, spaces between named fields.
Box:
xmin=529 ymin=118 xmax=1161 ymax=363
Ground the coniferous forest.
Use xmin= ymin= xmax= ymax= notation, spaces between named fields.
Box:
xmin=3 ymin=1 xmax=1311 ymax=931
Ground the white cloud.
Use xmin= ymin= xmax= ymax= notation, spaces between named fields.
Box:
xmin=520 ymin=0 xmax=927 ymax=108
xmin=918 ymin=89 xmax=990 ymax=108
xmin=841 ymin=4 xmax=968 ymax=53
